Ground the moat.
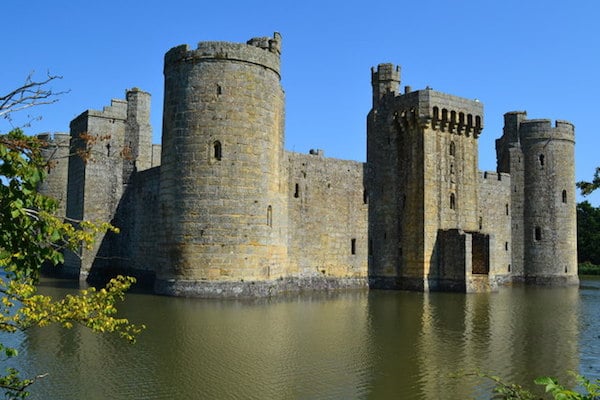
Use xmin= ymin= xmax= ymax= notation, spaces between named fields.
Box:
xmin=5 ymin=277 xmax=599 ymax=399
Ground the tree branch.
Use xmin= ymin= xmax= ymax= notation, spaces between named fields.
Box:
xmin=0 ymin=73 xmax=68 ymax=122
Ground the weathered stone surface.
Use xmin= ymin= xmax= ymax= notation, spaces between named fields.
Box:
xmin=41 ymin=34 xmax=578 ymax=296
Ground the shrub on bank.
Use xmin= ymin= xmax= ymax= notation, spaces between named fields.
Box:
xmin=579 ymin=262 xmax=600 ymax=275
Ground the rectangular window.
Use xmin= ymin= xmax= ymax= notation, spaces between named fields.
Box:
xmin=351 ymin=238 xmax=356 ymax=255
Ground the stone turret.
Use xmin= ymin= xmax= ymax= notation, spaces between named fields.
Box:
xmin=157 ymin=32 xmax=288 ymax=296
xmin=519 ymin=119 xmax=577 ymax=285
xmin=367 ymin=63 xmax=491 ymax=292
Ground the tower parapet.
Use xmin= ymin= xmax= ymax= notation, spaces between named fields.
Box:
xmin=164 ymin=32 xmax=281 ymax=78
xmin=519 ymin=119 xmax=575 ymax=142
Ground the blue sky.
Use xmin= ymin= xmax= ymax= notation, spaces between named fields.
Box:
xmin=3 ymin=0 xmax=599 ymax=205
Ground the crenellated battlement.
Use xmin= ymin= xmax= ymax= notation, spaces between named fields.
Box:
xmin=164 ymin=32 xmax=282 ymax=77
xmin=388 ymin=89 xmax=484 ymax=137
xmin=371 ymin=63 xmax=401 ymax=105
xmin=519 ymin=118 xmax=574 ymax=142
xmin=480 ymin=171 xmax=511 ymax=187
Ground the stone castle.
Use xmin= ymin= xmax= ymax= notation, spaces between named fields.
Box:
xmin=39 ymin=33 xmax=578 ymax=297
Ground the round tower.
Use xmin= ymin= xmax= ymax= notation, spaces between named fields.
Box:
xmin=157 ymin=33 xmax=288 ymax=296
xmin=520 ymin=119 xmax=578 ymax=285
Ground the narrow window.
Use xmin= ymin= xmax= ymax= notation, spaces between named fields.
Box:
xmin=505 ymin=204 xmax=509 ymax=215
xmin=505 ymin=242 xmax=509 ymax=251
xmin=106 ymin=143 xmax=111 ymax=157
xmin=266 ymin=205 xmax=272 ymax=227
xmin=508 ymin=264 xmax=511 ymax=272
xmin=535 ymin=226 xmax=542 ymax=241
xmin=564 ymin=265 xmax=568 ymax=273
xmin=351 ymin=238 xmax=356 ymax=255
xmin=432 ymin=106 xmax=439 ymax=122
xmin=562 ymin=190 xmax=567 ymax=203
xmin=450 ymin=193 xmax=456 ymax=210
xmin=450 ymin=163 xmax=454 ymax=174
xmin=217 ymin=85 xmax=222 ymax=95
xmin=213 ymin=141 xmax=222 ymax=160
xmin=449 ymin=141 xmax=456 ymax=156
xmin=294 ymin=183 xmax=299 ymax=198
xmin=539 ymin=154 xmax=545 ymax=166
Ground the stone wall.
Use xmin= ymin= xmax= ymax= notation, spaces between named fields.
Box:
xmin=38 ymin=133 xmax=70 ymax=216
xmin=287 ymin=150 xmax=368 ymax=284
xmin=478 ymin=171 xmax=511 ymax=279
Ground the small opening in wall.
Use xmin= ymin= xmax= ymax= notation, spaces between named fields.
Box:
xmin=505 ymin=204 xmax=509 ymax=215
xmin=449 ymin=141 xmax=456 ymax=156
xmin=213 ymin=141 xmax=222 ymax=160
xmin=539 ymin=154 xmax=545 ymax=167
xmin=508 ymin=264 xmax=511 ymax=272
xmin=562 ymin=190 xmax=567 ymax=203
xmin=535 ymin=226 xmax=542 ymax=241
xmin=564 ymin=265 xmax=568 ymax=273
xmin=294 ymin=183 xmax=299 ymax=198
xmin=450 ymin=193 xmax=456 ymax=210
xmin=505 ymin=242 xmax=509 ymax=251
xmin=106 ymin=143 xmax=111 ymax=157
xmin=267 ymin=205 xmax=272 ymax=227
xmin=479 ymin=217 xmax=483 ymax=230
xmin=351 ymin=238 xmax=356 ymax=255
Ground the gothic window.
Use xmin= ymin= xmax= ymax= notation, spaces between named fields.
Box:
xmin=213 ymin=141 xmax=222 ymax=160
xmin=449 ymin=141 xmax=456 ymax=156
xmin=535 ymin=226 xmax=542 ymax=241
xmin=450 ymin=193 xmax=456 ymax=210
xmin=562 ymin=190 xmax=567 ymax=203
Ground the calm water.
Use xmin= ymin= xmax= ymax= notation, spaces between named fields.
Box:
xmin=3 ymin=277 xmax=599 ymax=399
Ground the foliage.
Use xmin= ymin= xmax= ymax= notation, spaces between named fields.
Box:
xmin=474 ymin=372 xmax=600 ymax=400
xmin=578 ymin=262 xmax=600 ymax=276
xmin=577 ymin=167 xmax=600 ymax=196
xmin=0 ymin=75 xmax=143 ymax=398
xmin=576 ymin=201 xmax=600 ymax=266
